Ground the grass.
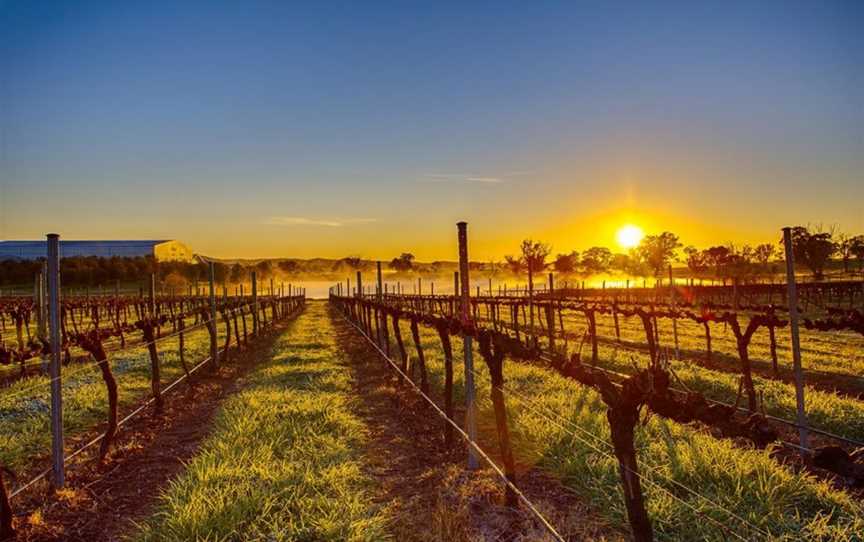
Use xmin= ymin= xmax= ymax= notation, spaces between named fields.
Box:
xmin=132 ymin=302 xmax=390 ymax=541
xmin=0 ymin=319 xmax=228 ymax=475
xmin=587 ymin=310 xmax=864 ymax=384
xmin=590 ymin=340 xmax=864 ymax=443
xmin=485 ymin=308 xmax=864 ymax=443
xmin=394 ymin=311 xmax=864 ymax=541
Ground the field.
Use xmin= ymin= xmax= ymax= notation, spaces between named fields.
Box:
xmin=2 ymin=278 xmax=863 ymax=542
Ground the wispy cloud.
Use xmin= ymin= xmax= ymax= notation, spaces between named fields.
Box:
xmin=265 ymin=216 xmax=377 ymax=227
xmin=420 ymin=171 xmax=534 ymax=184
xmin=422 ymin=173 xmax=504 ymax=184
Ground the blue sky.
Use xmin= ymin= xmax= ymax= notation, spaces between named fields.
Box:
xmin=1 ymin=1 xmax=861 ymax=259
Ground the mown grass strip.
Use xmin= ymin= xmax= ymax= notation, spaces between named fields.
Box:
xmin=133 ymin=303 xmax=390 ymax=542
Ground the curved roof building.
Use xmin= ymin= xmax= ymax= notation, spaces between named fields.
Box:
xmin=0 ymin=240 xmax=193 ymax=262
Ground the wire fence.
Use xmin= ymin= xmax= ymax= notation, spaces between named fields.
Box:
xmin=4 ymin=295 xmax=306 ymax=501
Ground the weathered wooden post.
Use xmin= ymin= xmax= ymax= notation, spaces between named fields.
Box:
xmin=209 ymin=261 xmax=219 ymax=369
xmin=457 ymin=222 xmax=479 ymax=469
xmin=668 ymin=264 xmax=679 ymax=360
xmin=782 ymin=227 xmax=809 ymax=454
xmin=453 ymin=271 xmax=459 ymax=317
xmin=528 ymin=265 xmax=534 ymax=334
xmin=251 ymin=271 xmax=259 ymax=335
xmin=36 ymin=268 xmax=48 ymax=371
xmin=377 ymin=261 xmax=384 ymax=345
xmin=34 ymin=271 xmax=44 ymax=339
xmin=47 ymin=233 xmax=64 ymax=487
xmin=547 ymin=272 xmax=555 ymax=352
xmin=148 ymin=273 xmax=156 ymax=318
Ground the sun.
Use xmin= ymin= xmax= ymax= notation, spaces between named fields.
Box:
xmin=616 ymin=224 xmax=644 ymax=249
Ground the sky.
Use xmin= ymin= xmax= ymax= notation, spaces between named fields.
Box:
xmin=1 ymin=0 xmax=862 ymax=261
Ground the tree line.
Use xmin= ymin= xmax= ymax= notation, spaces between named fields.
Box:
xmin=497 ymin=226 xmax=864 ymax=282
xmin=0 ymin=256 xmax=298 ymax=288
xmin=325 ymin=226 xmax=864 ymax=284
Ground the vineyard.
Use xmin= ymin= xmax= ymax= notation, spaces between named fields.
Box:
xmin=322 ymin=224 xmax=864 ymax=541
xmin=0 ymin=227 xmax=863 ymax=541
xmin=0 ymin=251 xmax=307 ymax=540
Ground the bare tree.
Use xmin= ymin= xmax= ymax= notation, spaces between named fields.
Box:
xmin=837 ymin=233 xmax=858 ymax=274
xmin=519 ymin=239 xmax=551 ymax=273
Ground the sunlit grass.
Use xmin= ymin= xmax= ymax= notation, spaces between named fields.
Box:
xmin=132 ymin=303 xmax=390 ymax=541
xmin=590 ymin=341 xmax=864 ymax=443
xmin=396 ymin=314 xmax=864 ymax=541
xmin=0 ymin=321 xmax=225 ymax=474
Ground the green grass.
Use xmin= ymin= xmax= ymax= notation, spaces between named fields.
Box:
xmin=587 ymin=310 xmax=864 ymax=384
xmin=132 ymin=302 xmax=390 ymax=541
xmin=478 ymin=307 xmax=864 ymax=443
xmin=0 ymin=319 xmax=228 ymax=475
xmin=589 ymin=340 xmax=864 ymax=443
xmin=395 ymin=312 xmax=864 ymax=541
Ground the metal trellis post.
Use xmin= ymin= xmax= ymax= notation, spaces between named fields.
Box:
xmin=47 ymin=233 xmax=64 ymax=488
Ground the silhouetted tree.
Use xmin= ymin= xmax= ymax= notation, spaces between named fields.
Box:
xmin=850 ymin=236 xmax=864 ymax=272
xmin=635 ymin=232 xmax=681 ymax=277
xmin=519 ymin=239 xmax=551 ymax=273
xmin=229 ymin=263 xmax=245 ymax=284
xmin=580 ymin=246 xmax=613 ymax=275
xmin=255 ymin=260 xmax=273 ymax=279
xmin=837 ymin=233 xmax=858 ymax=274
xmin=683 ymin=246 xmax=708 ymax=277
xmin=787 ymin=226 xmax=836 ymax=280
xmin=553 ymin=251 xmax=579 ymax=274
xmin=389 ymin=253 xmax=415 ymax=271
xmin=278 ymin=260 xmax=299 ymax=274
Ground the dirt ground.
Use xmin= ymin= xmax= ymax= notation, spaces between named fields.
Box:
xmin=330 ymin=308 xmax=621 ymax=542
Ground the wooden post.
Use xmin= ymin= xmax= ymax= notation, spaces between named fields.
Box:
xmin=453 ymin=271 xmax=459 ymax=316
xmin=528 ymin=265 xmax=534 ymax=335
xmin=782 ymin=227 xmax=809 ymax=454
xmin=209 ymin=261 xmax=219 ymax=369
xmin=36 ymin=268 xmax=47 ymax=371
xmin=547 ymin=272 xmax=555 ymax=352
xmin=377 ymin=262 xmax=384 ymax=346
xmin=149 ymin=273 xmax=156 ymax=317
xmin=668 ymin=264 xmax=679 ymax=360
xmin=251 ymin=271 xmax=258 ymax=335
xmin=47 ymin=234 xmax=64 ymax=487
xmin=457 ymin=222 xmax=479 ymax=469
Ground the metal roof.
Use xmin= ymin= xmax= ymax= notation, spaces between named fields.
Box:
xmin=0 ymin=240 xmax=172 ymax=260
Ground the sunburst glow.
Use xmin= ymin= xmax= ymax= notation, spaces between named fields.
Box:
xmin=616 ymin=224 xmax=644 ymax=249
